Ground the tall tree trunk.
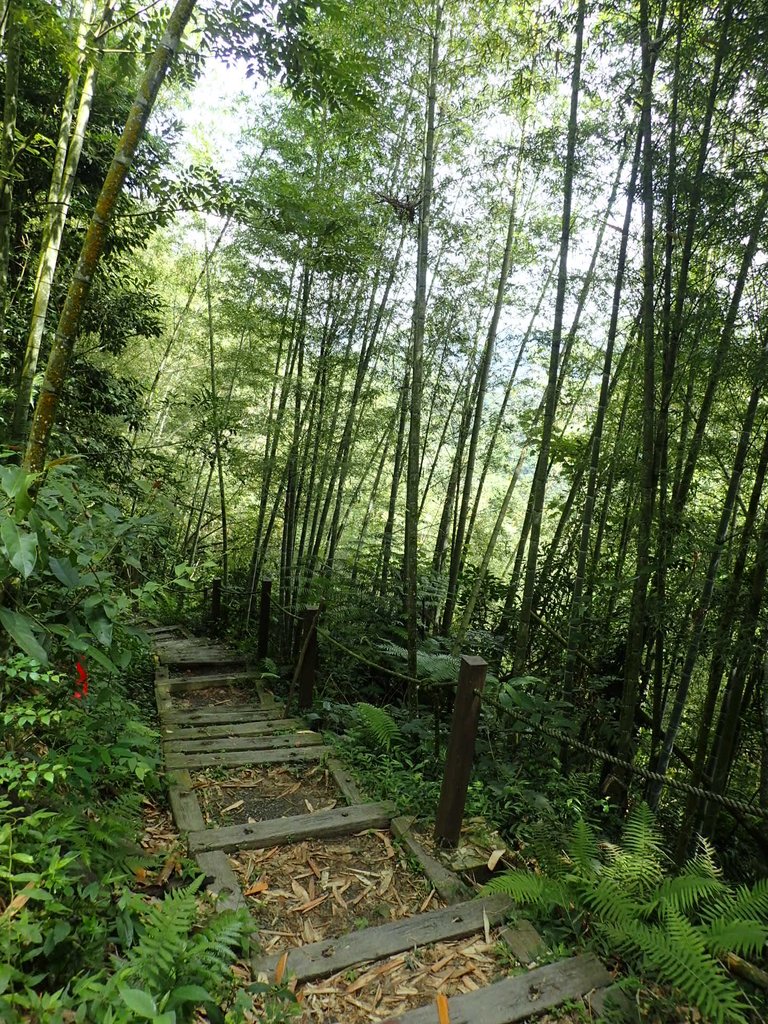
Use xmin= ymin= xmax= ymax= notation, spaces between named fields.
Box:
xmin=613 ymin=0 xmax=657 ymax=775
xmin=512 ymin=0 xmax=585 ymax=673
xmin=0 ymin=0 xmax=20 ymax=343
xmin=23 ymin=0 xmax=198 ymax=475
xmin=12 ymin=0 xmax=112 ymax=439
xmin=405 ymin=0 xmax=442 ymax=695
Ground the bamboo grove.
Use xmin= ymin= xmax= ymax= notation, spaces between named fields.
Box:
xmin=3 ymin=0 xmax=768 ymax=862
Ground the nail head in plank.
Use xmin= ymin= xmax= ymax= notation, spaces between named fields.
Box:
xmin=391 ymin=815 xmax=471 ymax=904
xmin=252 ymin=893 xmax=513 ymax=983
xmin=166 ymin=744 xmax=328 ymax=771
xmin=189 ymin=800 xmax=395 ymax=854
xmin=392 ymin=953 xmax=611 ymax=1024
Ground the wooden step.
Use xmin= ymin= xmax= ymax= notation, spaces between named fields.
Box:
xmin=166 ymin=745 xmax=327 ymax=771
xmin=165 ymin=733 xmax=322 ymax=768
xmin=253 ymin=893 xmax=514 ymax=984
xmin=162 ymin=718 xmax=302 ymax=741
xmin=164 ymin=728 xmax=318 ymax=755
xmin=392 ymin=953 xmax=610 ymax=1024
xmin=188 ymin=800 xmax=395 ymax=854
xmin=165 ymin=672 xmax=260 ymax=693
xmin=160 ymin=708 xmax=283 ymax=726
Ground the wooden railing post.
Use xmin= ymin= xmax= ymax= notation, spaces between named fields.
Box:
xmin=211 ymin=578 xmax=222 ymax=632
xmin=296 ymin=605 xmax=320 ymax=710
xmin=257 ymin=578 xmax=272 ymax=658
xmin=434 ymin=655 xmax=487 ymax=848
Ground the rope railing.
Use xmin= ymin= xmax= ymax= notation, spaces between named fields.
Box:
xmin=203 ymin=580 xmax=768 ymax=823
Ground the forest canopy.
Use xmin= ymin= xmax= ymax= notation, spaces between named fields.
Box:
xmin=2 ymin=0 xmax=768 ymax=1019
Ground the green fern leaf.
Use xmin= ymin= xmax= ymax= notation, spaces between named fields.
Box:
xmin=355 ymin=702 xmax=400 ymax=751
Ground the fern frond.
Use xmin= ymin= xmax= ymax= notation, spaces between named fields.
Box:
xmin=481 ymin=869 xmax=567 ymax=912
xmin=727 ymin=878 xmax=768 ymax=924
xmin=565 ymin=818 xmax=600 ymax=880
xmin=355 ymin=703 xmax=400 ymax=751
xmin=700 ymin=917 xmax=768 ymax=959
xmin=574 ymin=876 xmax=639 ymax=928
xmin=620 ymin=803 xmax=666 ymax=863
xmin=642 ymin=873 xmax=728 ymax=919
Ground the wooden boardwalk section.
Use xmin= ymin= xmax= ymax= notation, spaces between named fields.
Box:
xmin=153 ymin=625 xmax=611 ymax=1022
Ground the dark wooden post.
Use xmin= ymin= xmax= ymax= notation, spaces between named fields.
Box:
xmin=257 ymin=578 xmax=272 ymax=658
xmin=434 ymin=655 xmax=487 ymax=848
xmin=296 ymin=605 xmax=320 ymax=710
xmin=211 ymin=578 xmax=222 ymax=632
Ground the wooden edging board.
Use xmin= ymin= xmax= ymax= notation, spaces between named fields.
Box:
xmin=392 ymin=953 xmax=611 ymax=1024
xmin=188 ymin=801 xmax=396 ymax=854
xmin=391 ymin=815 xmax=471 ymax=904
xmin=252 ymin=892 xmax=514 ymax=983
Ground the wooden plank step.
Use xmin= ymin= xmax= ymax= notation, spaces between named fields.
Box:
xmin=164 ymin=729 xmax=319 ymax=755
xmin=166 ymin=673 xmax=259 ymax=694
xmin=252 ymin=893 xmax=514 ymax=983
xmin=165 ymin=733 xmax=321 ymax=768
xmin=197 ymin=850 xmax=248 ymax=913
xmin=162 ymin=718 xmax=301 ymax=740
xmin=166 ymin=745 xmax=327 ymax=771
xmin=160 ymin=708 xmax=283 ymax=726
xmin=392 ymin=953 xmax=610 ymax=1024
xmin=188 ymin=800 xmax=395 ymax=854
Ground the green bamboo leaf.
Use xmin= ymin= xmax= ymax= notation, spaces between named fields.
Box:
xmin=0 ymin=607 xmax=48 ymax=663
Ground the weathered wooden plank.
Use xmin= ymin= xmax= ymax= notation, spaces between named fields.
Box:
xmin=252 ymin=893 xmax=513 ymax=983
xmin=392 ymin=954 xmax=610 ymax=1024
xmin=189 ymin=800 xmax=395 ymax=854
xmin=166 ymin=744 xmax=328 ymax=771
xmin=162 ymin=718 xmax=302 ymax=740
xmin=160 ymin=708 xmax=283 ymax=726
xmin=167 ymin=768 xmax=205 ymax=832
xmin=164 ymin=729 xmax=319 ymax=755
xmin=391 ymin=816 xmax=471 ymax=904
xmin=196 ymin=850 xmax=248 ymax=914
xmin=166 ymin=673 xmax=257 ymax=694
xmin=327 ymin=757 xmax=364 ymax=805
xmin=500 ymin=920 xmax=545 ymax=965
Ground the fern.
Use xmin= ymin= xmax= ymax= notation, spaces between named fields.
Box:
xmin=482 ymin=805 xmax=767 ymax=1023
xmin=355 ymin=702 xmax=400 ymax=751
xmin=377 ymin=641 xmax=460 ymax=682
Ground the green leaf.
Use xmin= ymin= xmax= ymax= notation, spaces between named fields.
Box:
xmin=0 ymin=465 xmax=29 ymax=499
xmin=0 ymin=607 xmax=47 ymax=663
xmin=119 ymin=987 xmax=158 ymax=1018
xmin=1 ymin=519 xmax=38 ymax=578
xmin=86 ymin=613 xmax=113 ymax=648
xmin=165 ymin=984 xmax=214 ymax=1009
xmin=49 ymin=556 xmax=80 ymax=589
xmin=85 ymin=644 xmax=118 ymax=674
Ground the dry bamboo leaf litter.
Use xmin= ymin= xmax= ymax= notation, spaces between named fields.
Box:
xmin=292 ymin=931 xmax=509 ymax=1023
xmin=231 ymin=833 xmax=443 ymax=949
xmin=190 ymin=764 xmax=342 ymax=826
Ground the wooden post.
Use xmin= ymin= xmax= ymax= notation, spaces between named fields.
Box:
xmin=434 ymin=655 xmax=487 ymax=848
xmin=257 ymin=578 xmax=272 ymax=658
xmin=296 ymin=605 xmax=320 ymax=710
xmin=211 ymin=578 xmax=222 ymax=632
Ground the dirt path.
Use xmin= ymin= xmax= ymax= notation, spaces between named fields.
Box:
xmin=153 ymin=627 xmax=612 ymax=1023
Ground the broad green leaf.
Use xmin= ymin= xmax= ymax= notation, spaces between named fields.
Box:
xmin=0 ymin=465 xmax=29 ymax=499
xmin=49 ymin=556 xmax=80 ymax=589
xmin=166 ymin=984 xmax=214 ymax=1008
xmin=119 ymin=987 xmax=157 ymax=1017
xmin=0 ymin=607 xmax=47 ymax=663
xmin=85 ymin=644 xmax=118 ymax=674
xmin=1 ymin=519 xmax=38 ymax=578
xmin=86 ymin=613 xmax=113 ymax=648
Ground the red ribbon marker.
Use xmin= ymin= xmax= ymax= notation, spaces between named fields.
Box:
xmin=72 ymin=661 xmax=89 ymax=700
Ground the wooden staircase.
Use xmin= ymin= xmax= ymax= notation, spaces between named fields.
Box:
xmin=152 ymin=626 xmax=612 ymax=1023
